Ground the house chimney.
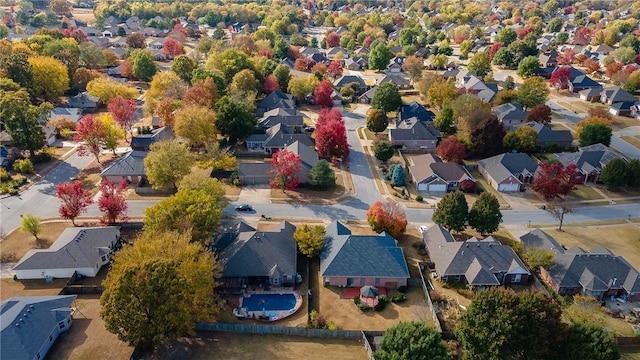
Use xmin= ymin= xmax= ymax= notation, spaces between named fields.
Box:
xmin=613 ymin=277 xmax=617 ymax=285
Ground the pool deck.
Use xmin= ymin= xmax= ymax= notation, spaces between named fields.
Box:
xmin=234 ymin=289 xmax=304 ymax=322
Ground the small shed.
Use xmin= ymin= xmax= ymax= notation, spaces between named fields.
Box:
xmin=360 ymin=285 xmax=379 ymax=307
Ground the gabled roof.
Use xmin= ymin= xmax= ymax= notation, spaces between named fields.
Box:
xmin=378 ymin=73 xmax=411 ymax=87
xmin=601 ymin=86 xmax=636 ymax=103
xmin=321 ymin=221 xmax=410 ymax=279
xmin=130 ymin=127 xmax=175 ymax=150
xmin=68 ymin=92 xmax=99 ymax=108
xmin=424 ymin=226 xmax=530 ymax=286
xmin=1 ymin=295 xmax=77 ymax=360
xmin=359 ymin=86 xmax=378 ymax=100
xmin=555 ymin=144 xmax=626 ymax=173
xmin=100 ymin=150 xmax=148 ymax=177
xmin=399 ymin=101 xmax=435 ymax=122
xmin=547 ymin=247 xmax=640 ymax=293
xmin=334 ymin=75 xmax=366 ymax=88
xmin=477 ymin=153 xmax=539 ymax=183
xmin=13 ymin=227 xmax=120 ymax=272
xmin=525 ymin=122 xmax=573 ymax=144
xmin=256 ymin=90 xmax=296 ymax=115
xmin=286 ymin=140 xmax=318 ymax=170
xmin=390 ymin=118 xmax=442 ymax=141
xmin=250 ymin=123 xmax=314 ymax=149
xmin=409 ymin=154 xmax=474 ymax=184
xmin=493 ymin=103 xmax=529 ymax=122
xmin=570 ymin=75 xmax=600 ymax=88
xmin=258 ymin=108 xmax=304 ymax=129
xmin=519 ymin=229 xmax=565 ymax=254
xmin=218 ymin=221 xmax=297 ymax=278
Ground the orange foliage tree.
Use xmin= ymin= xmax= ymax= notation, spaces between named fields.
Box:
xmin=366 ymin=200 xmax=408 ymax=239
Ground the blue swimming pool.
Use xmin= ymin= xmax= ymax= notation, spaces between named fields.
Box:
xmin=242 ymin=293 xmax=297 ymax=311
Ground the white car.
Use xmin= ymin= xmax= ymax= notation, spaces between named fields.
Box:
xmin=419 ymin=225 xmax=428 ymax=234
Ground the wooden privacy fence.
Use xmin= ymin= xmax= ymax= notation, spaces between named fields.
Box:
xmin=418 ymin=265 xmax=443 ymax=333
xmin=196 ymin=322 xmax=369 ymax=339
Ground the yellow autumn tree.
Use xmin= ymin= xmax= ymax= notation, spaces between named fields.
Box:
xmin=174 ymin=104 xmax=218 ymax=148
xmin=28 ymin=55 xmax=69 ymax=100
xmin=87 ymin=76 xmax=138 ymax=104
xmin=96 ymin=113 xmax=125 ymax=154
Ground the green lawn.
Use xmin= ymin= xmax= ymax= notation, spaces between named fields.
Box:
xmin=567 ymin=185 xmax=604 ymax=201
xmin=363 ymin=127 xmax=389 ymax=140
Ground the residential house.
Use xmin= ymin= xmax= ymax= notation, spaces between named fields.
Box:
xmin=591 ymin=44 xmax=615 ymax=54
xmin=100 ymin=150 xmax=148 ymax=184
xmin=344 ymin=58 xmax=363 ymax=71
xmin=257 ymin=108 xmax=304 ymax=132
xmin=579 ymin=87 xmax=602 ymax=102
xmin=600 ymin=86 xmax=636 ymax=105
xmin=1 ymin=295 xmax=77 ymax=360
xmin=353 ymin=47 xmax=370 ymax=56
xmin=238 ymin=162 xmax=274 ymax=185
xmin=522 ymin=229 xmax=640 ymax=301
xmin=256 ymin=90 xmax=296 ymax=116
xmin=389 ymin=117 xmax=442 ymax=151
xmin=569 ymin=75 xmax=601 ymax=93
xmin=326 ymin=47 xmax=349 ymax=60
xmin=441 ymin=68 xmax=460 ymax=80
xmin=0 ymin=131 xmax=11 ymax=146
xmin=493 ymin=103 xmax=530 ymax=130
xmin=477 ymin=153 xmax=539 ymax=192
xmin=631 ymin=103 xmax=640 ymax=121
xmin=49 ymin=108 xmax=83 ymax=123
xmin=147 ymin=38 xmax=165 ymax=50
xmin=358 ymin=86 xmax=377 ymax=104
xmin=130 ymin=127 xmax=175 ymax=151
xmin=308 ymin=52 xmax=328 ymax=64
xmin=456 ymin=71 xmax=498 ymax=103
xmin=424 ymin=225 xmax=531 ymax=289
xmin=540 ymin=65 xmax=585 ymax=80
xmin=334 ymin=75 xmax=367 ymax=96
xmin=68 ymin=92 xmax=99 ymax=112
xmin=320 ymin=221 xmax=410 ymax=289
xmin=538 ymin=50 xmax=558 ymax=68
xmin=609 ymin=101 xmax=636 ymax=117
xmin=42 ymin=125 xmax=57 ymax=146
xmin=377 ymin=73 xmax=412 ymax=90
xmin=286 ymin=140 xmax=319 ymax=184
xmin=386 ymin=56 xmax=405 ymax=73
xmin=79 ymin=26 xmax=100 ymax=37
xmin=554 ymin=143 xmax=626 ymax=183
xmin=215 ymin=221 xmax=297 ymax=288
xmin=398 ymin=101 xmax=435 ymax=122
xmin=246 ymin=123 xmax=314 ymax=154
xmin=13 ymin=227 xmax=121 ymax=280
xmin=408 ymin=153 xmax=475 ymax=192
xmin=524 ymin=122 xmax=573 ymax=151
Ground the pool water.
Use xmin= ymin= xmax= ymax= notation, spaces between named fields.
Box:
xmin=242 ymin=293 xmax=297 ymax=311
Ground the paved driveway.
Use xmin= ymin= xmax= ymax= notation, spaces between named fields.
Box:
xmin=236 ymin=185 xmax=272 ymax=205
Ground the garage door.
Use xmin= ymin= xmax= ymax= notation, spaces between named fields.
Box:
xmin=417 ymin=183 xmax=427 ymax=191
xmin=428 ymin=184 xmax=447 ymax=192
xmin=498 ymin=183 xmax=519 ymax=192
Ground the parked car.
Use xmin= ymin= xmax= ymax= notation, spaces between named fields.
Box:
xmin=235 ymin=204 xmax=253 ymax=211
xmin=419 ymin=225 xmax=428 ymax=234
xmin=305 ymin=127 xmax=315 ymax=133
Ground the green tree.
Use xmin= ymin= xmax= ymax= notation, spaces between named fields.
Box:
xmin=547 ymin=18 xmax=563 ymax=33
xmin=467 ymin=51 xmax=492 ymax=78
xmin=517 ymin=76 xmax=549 ymax=109
xmin=207 ymin=48 xmax=255 ymax=83
xmin=599 ymin=158 xmax=628 ymax=188
xmin=144 ymin=177 xmax=226 ymax=244
xmin=366 ymin=108 xmax=389 ymax=133
xmin=1 ymin=53 xmax=33 ymax=90
xmin=144 ymin=141 xmax=195 ymax=190
xmin=272 ymin=37 xmax=289 ymax=60
xmin=432 ymin=191 xmax=468 ymax=233
xmin=563 ymin=295 xmax=608 ymax=327
xmin=391 ymin=165 xmax=405 ymax=186
xmin=293 ymin=224 xmax=326 ymax=257
xmin=495 ymin=27 xmax=517 ymax=46
xmin=579 ymin=123 xmax=612 ymax=147
xmin=562 ymin=323 xmax=620 ymax=360
xmin=170 ymin=55 xmax=196 ymax=84
xmin=373 ymin=139 xmax=395 ymax=162
xmin=468 ymin=192 xmax=502 ymax=235
xmin=21 ymin=213 xmax=42 ymax=240
xmin=427 ymin=78 xmax=457 ymax=109
xmin=517 ymin=55 xmax=541 ymax=78
xmin=376 ymin=322 xmax=451 ymax=360
xmin=273 ymin=64 xmax=291 ymax=92
xmin=371 ymin=83 xmax=402 ymax=113
xmin=456 ymin=288 xmax=565 ymax=360
xmin=100 ymin=231 xmax=220 ymax=349
xmin=130 ymin=49 xmax=158 ymax=82
xmin=42 ymin=38 xmax=81 ymax=81
xmin=627 ymin=159 xmax=640 ymax=187
xmin=557 ymin=32 xmax=569 ymax=44
xmin=460 ymin=40 xmax=474 ymax=59
xmin=514 ymin=125 xmax=539 ymax=153
xmin=492 ymin=47 xmax=516 ymax=68
xmin=229 ymin=68 xmax=260 ymax=99
xmin=369 ymin=43 xmax=393 ymax=71
xmin=214 ymin=96 xmax=257 ymax=142
xmin=0 ymin=89 xmax=47 ymax=156
xmin=434 ymin=106 xmax=455 ymax=133
xmin=521 ymin=247 xmax=554 ymax=271
xmin=308 ymin=159 xmax=336 ymax=189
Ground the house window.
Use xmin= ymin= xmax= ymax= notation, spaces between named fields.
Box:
xmin=49 ymin=335 xmax=53 ymax=341
xmin=59 ymin=322 xmax=65 ymax=329
xmin=454 ymin=275 xmax=461 ymax=282
xmin=360 ymin=278 xmax=365 ymax=286
xmin=101 ymin=255 xmax=107 ymax=262
xmin=513 ymin=274 xmax=522 ymax=283
xmin=375 ymin=278 xmax=380 ymax=286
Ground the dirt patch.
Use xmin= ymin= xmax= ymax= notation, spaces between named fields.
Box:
xmin=0 ymin=222 xmax=70 ymax=263
xmin=544 ymin=225 xmax=640 ymax=269
xmin=76 ymin=155 xmax=118 ymax=195
xmin=144 ymin=332 xmax=368 ymax=360
xmin=0 ymin=278 xmax=67 ymax=300
xmin=47 ymin=295 xmax=134 ymax=360
xmin=270 ymin=163 xmax=348 ymax=204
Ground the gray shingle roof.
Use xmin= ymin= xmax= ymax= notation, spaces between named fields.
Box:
xmin=286 ymin=140 xmax=318 ymax=170
xmin=424 ymin=226 xmax=530 ymax=286
xmin=334 ymin=75 xmax=366 ymax=89
xmin=493 ymin=103 xmax=529 ymax=123
xmin=100 ymin=150 xmax=148 ymax=177
xmin=409 ymin=154 xmax=474 ymax=184
xmin=320 ymin=221 xmax=410 ymax=279
xmin=257 ymin=108 xmax=304 ymax=129
xmin=399 ymin=101 xmax=435 ymax=122
xmin=477 ymin=153 xmax=539 ymax=184
xmin=13 ymin=227 xmax=120 ymax=274
xmin=390 ymin=118 xmax=441 ymax=141
xmin=1 ymin=295 xmax=77 ymax=360
xmin=526 ymin=122 xmax=573 ymax=144
xmin=130 ymin=127 xmax=175 ymax=150
xmin=555 ymin=144 xmax=626 ymax=174
xmin=519 ymin=229 xmax=565 ymax=254
xmin=218 ymin=222 xmax=297 ymax=278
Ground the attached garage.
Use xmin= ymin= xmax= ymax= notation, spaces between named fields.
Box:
xmin=498 ymin=183 xmax=519 ymax=192
xmin=428 ymin=183 xmax=447 ymax=192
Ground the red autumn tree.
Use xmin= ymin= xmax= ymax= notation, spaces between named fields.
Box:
xmin=263 ymin=74 xmax=280 ymax=94
xmin=288 ymin=46 xmax=301 ymax=59
xmin=314 ymin=80 xmax=334 ymax=107
xmin=550 ymin=67 xmax=571 ymax=90
xmin=326 ymin=32 xmax=340 ymax=48
xmin=56 ymin=181 xmax=93 ymax=225
xmin=316 ymin=108 xmax=343 ymax=126
xmin=120 ymin=59 xmax=133 ymax=79
xmin=183 ymin=85 xmax=213 ymax=108
xmin=557 ymin=48 xmax=576 ymax=65
xmin=516 ymin=25 xmax=535 ymax=39
xmin=363 ymin=36 xmax=373 ymax=48
xmin=312 ymin=62 xmax=328 ymax=75
xmin=531 ymin=162 xmax=579 ymax=200
xmin=270 ymin=149 xmax=301 ymax=191
xmin=107 ymin=96 xmax=137 ymax=140
xmin=162 ymin=38 xmax=183 ymax=59
xmin=98 ymin=179 xmax=129 ymax=225
xmin=525 ymin=104 xmax=552 ymax=123
xmin=489 ymin=42 xmax=504 ymax=60
xmin=327 ymin=60 xmax=343 ymax=80
xmin=259 ymin=50 xmax=272 ymax=58
xmin=584 ymin=59 xmax=601 ymax=75
xmin=366 ymin=200 xmax=408 ymax=239
xmin=316 ymin=121 xmax=349 ymax=160
xmin=436 ymin=136 xmax=466 ymax=163
xmin=294 ymin=58 xmax=310 ymax=72
xmin=62 ymin=26 xmax=88 ymax=43
xmin=75 ymin=114 xmax=107 ymax=164
xmin=605 ymin=61 xmax=624 ymax=79
xmin=573 ymin=27 xmax=592 ymax=45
